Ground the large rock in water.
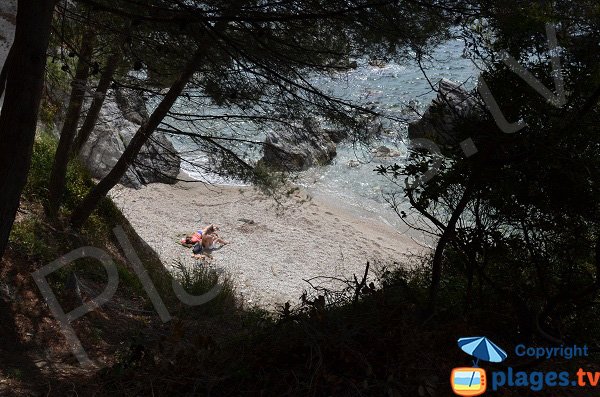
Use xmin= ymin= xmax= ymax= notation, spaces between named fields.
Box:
xmin=79 ymin=89 xmax=180 ymax=188
xmin=408 ymin=78 xmax=478 ymax=145
xmin=261 ymin=119 xmax=339 ymax=171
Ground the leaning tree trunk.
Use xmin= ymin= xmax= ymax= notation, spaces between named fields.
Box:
xmin=70 ymin=49 xmax=205 ymax=229
xmin=71 ymin=44 xmax=122 ymax=155
xmin=46 ymin=29 xmax=95 ymax=218
xmin=0 ymin=0 xmax=56 ymax=260
xmin=427 ymin=177 xmax=476 ymax=313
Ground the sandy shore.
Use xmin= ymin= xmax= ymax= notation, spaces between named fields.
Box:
xmin=110 ymin=177 xmax=425 ymax=309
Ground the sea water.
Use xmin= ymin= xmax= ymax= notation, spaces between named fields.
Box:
xmin=169 ymin=37 xmax=476 ymax=231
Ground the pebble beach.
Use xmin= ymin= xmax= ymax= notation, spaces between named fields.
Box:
xmin=110 ymin=175 xmax=425 ymax=309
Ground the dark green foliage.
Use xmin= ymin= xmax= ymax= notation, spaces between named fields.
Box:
xmin=170 ymin=261 xmax=237 ymax=316
xmin=79 ymin=261 xmax=598 ymax=396
xmin=8 ymin=217 xmax=60 ymax=263
xmin=378 ymin=0 xmax=600 ymax=346
xmin=23 ymin=132 xmax=94 ymax=211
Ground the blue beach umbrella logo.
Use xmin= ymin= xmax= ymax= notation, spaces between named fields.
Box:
xmin=458 ymin=336 xmax=508 ymax=367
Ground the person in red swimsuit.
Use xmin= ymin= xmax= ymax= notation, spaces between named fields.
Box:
xmin=181 ymin=224 xmax=229 ymax=249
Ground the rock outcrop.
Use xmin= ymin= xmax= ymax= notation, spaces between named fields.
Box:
xmin=79 ymin=89 xmax=180 ymax=188
xmin=114 ymin=88 xmax=149 ymax=125
xmin=408 ymin=78 xmax=478 ymax=145
xmin=260 ymin=115 xmax=386 ymax=171
xmin=262 ymin=129 xmax=337 ymax=171
xmin=323 ymin=128 xmax=348 ymax=144
xmin=372 ymin=145 xmax=401 ymax=158
xmin=261 ymin=117 xmax=349 ymax=171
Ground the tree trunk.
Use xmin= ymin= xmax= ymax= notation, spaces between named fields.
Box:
xmin=427 ymin=177 xmax=476 ymax=313
xmin=0 ymin=0 xmax=56 ymax=260
xmin=46 ymin=29 xmax=95 ymax=218
xmin=72 ymin=40 xmax=123 ymax=155
xmin=70 ymin=49 xmax=204 ymax=229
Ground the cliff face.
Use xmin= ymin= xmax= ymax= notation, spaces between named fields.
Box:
xmin=0 ymin=0 xmax=16 ymax=54
xmin=45 ymin=80 xmax=181 ymax=188
xmin=78 ymin=88 xmax=181 ymax=188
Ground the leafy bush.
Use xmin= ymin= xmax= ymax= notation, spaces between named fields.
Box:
xmin=170 ymin=260 xmax=237 ymax=316
xmin=24 ymin=132 xmax=94 ymax=211
xmin=8 ymin=217 xmax=59 ymax=262
xmin=23 ymin=133 xmax=56 ymax=202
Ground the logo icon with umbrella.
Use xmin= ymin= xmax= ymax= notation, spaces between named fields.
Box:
xmin=458 ymin=336 xmax=508 ymax=367
xmin=451 ymin=336 xmax=508 ymax=396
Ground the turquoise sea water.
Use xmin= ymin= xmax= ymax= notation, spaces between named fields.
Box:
xmin=171 ymin=37 xmax=477 ymax=230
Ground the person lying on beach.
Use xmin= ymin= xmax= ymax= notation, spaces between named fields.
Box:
xmin=180 ymin=224 xmax=218 ymax=246
xmin=181 ymin=224 xmax=229 ymax=254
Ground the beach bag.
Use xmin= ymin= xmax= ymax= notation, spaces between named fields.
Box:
xmin=192 ymin=242 xmax=203 ymax=255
